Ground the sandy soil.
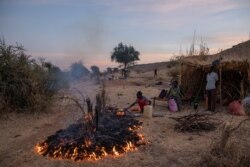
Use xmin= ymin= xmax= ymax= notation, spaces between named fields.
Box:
xmin=1 ymin=69 xmax=250 ymax=167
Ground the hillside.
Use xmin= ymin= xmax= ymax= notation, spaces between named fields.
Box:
xmin=130 ymin=40 xmax=250 ymax=72
xmin=182 ymin=40 xmax=250 ymax=65
xmin=130 ymin=61 xmax=173 ymax=73
xmin=216 ymin=39 xmax=250 ymax=59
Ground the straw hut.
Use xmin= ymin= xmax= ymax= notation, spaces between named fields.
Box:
xmin=179 ymin=40 xmax=250 ymax=105
xmin=180 ymin=59 xmax=249 ymax=104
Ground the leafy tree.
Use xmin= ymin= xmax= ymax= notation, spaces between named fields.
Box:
xmin=90 ymin=65 xmax=101 ymax=84
xmin=70 ymin=61 xmax=89 ymax=80
xmin=111 ymin=43 xmax=140 ymax=78
xmin=106 ymin=67 xmax=112 ymax=74
xmin=113 ymin=67 xmax=119 ymax=73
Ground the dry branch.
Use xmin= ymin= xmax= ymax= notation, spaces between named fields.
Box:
xmin=170 ymin=112 xmax=219 ymax=133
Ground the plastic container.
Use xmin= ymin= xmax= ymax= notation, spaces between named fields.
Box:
xmin=143 ymin=105 xmax=153 ymax=118
xmin=169 ymin=98 xmax=178 ymax=112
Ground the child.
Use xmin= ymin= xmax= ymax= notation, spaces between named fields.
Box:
xmin=126 ymin=91 xmax=151 ymax=113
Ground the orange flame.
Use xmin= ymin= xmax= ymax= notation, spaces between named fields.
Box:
xmin=84 ymin=139 xmax=92 ymax=148
xmin=116 ymin=111 xmax=125 ymax=116
xmin=89 ymin=152 xmax=99 ymax=161
xmin=101 ymin=147 xmax=108 ymax=156
xmin=112 ymin=146 xmax=120 ymax=156
xmin=35 ymin=142 xmax=48 ymax=155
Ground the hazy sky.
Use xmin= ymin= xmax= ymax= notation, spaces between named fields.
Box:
xmin=1 ymin=0 xmax=249 ymax=70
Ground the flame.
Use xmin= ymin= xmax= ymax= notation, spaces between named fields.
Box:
xmin=84 ymin=139 xmax=92 ymax=148
xmin=112 ymin=146 xmax=120 ymax=156
xmin=35 ymin=142 xmax=48 ymax=155
xmin=138 ymin=134 xmax=144 ymax=140
xmin=101 ymin=147 xmax=108 ymax=156
xmin=73 ymin=147 xmax=78 ymax=157
xmin=89 ymin=152 xmax=99 ymax=161
xmin=84 ymin=113 xmax=93 ymax=122
xmin=123 ymin=142 xmax=136 ymax=152
xmin=36 ymin=145 xmax=43 ymax=153
xmin=53 ymin=147 xmax=63 ymax=158
xmin=116 ymin=111 xmax=125 ymax=116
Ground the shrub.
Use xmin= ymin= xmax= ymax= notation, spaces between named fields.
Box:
xmin=0 ymin=39 xmax=68 ymax=113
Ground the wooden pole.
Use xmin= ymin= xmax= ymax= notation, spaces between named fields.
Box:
xmin=240 ymin=78 xmax=244 ymax=99
xmin=179 ymin=60 xmax=182 ymax=85
xmin=220 ymin=63 xmax=222 ymax=107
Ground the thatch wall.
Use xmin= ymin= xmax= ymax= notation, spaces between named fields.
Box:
xmin=180 ymin=60 xmax=249 ymax=104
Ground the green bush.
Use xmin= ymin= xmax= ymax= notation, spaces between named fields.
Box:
xmin=0 ymin=39 xmax=68 ymax=113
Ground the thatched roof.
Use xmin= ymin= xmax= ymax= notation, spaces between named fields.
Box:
xmin=180 ymin=40 xmax=250 ymax=67
xmin=181 ymin=60 xmax=249 ymax=72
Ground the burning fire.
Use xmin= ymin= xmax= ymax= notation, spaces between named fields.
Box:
xmin=112 ymin=146 xmax=120 ymax=156
xmin=35 ymin=137 xmax=143 ymax=161
xmin=84 ymin=139 xmax=92 ymax=148
xmin=35 ymin=110 xmax=145 ymax=161
xmin=116 ymin=111 xmax=125 ymax=116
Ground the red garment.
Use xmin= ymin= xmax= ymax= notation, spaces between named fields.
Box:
xmin=228 ymin=100 xmax=245 ymax=116
xmin=137 ymin=97 xmax=148 ymax=110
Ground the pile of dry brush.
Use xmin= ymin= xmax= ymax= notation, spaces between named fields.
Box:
xmin=170 ymin=112 xmax=219 ymax=133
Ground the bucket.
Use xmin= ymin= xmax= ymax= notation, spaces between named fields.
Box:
xmin=143 ymin=105 xmax=153 ymax=118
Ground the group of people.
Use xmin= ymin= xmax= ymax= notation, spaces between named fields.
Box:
xmin=125 ymin=64 xmax=220 ymax=113
xmin=125 ymin=80 xmax=183 ymax=113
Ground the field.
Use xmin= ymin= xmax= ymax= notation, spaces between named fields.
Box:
xmin=1 ymin=67 xmax=250 ymax=167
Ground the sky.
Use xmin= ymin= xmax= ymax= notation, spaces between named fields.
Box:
xmin=0 ymin=0 xmax=250 ymax=70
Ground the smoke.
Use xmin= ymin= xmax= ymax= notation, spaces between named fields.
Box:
xmin=63 ymin=14 xmax=106 ymax=68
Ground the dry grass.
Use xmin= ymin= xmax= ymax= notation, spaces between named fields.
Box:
xmin=196 ymin=120 xmax=250 ymax=167
xmin=1 ymin=53 xmax=250 ymax=167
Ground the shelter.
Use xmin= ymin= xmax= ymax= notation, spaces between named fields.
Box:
xmin=179 ymin=59 xmax=249 ymax=105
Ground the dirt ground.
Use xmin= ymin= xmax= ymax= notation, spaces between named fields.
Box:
xmin=1 ymin=69 xmax=250 ymax=167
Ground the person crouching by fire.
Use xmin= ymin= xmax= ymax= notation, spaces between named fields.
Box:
xmin=125 ymin=91 xmax=151 ymax=113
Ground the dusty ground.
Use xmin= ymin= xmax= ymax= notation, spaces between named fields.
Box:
xmin=1 ymin=69 xmax=250 ymax=167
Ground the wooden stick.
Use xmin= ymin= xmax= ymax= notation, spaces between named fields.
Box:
xmin=220 ymin=62 xmax=222 ymax=107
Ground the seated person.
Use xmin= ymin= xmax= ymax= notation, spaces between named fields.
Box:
xmin=167 ymin=80 xmax=183 ymax=111
xmin=125 ymin=91 xmax=151 ymax=113
xmin=158 ymin=89 xmax=168 ymax=99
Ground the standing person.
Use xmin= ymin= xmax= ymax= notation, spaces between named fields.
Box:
xmin=167 ymin=80 xmax=183 ymax=111
xmin=154 ymin=68 xmax=158 ymax=78
xmin=206 ymin=65 xmax=218 ymax=112
xmin=125 ymin=91 xmax=151 ymax=113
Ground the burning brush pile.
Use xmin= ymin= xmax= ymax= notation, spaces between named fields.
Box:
xmin=35 ymin=105 xmax=145 ymax=161
xmin=170 ymin=112 xmax=219 ymax=133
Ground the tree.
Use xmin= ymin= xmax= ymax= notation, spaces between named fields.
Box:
xmin=106 ymin=67 xmax=112 ymax=74
xmin=90 ymin=65 xmax=100 ymax=84
xmin=111 ymin=43 xmax=140 ymax=78
xmin=90 ymin=65 xmax=100 ymax=76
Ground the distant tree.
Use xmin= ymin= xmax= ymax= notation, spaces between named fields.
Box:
xmin=106 ymin=67 xmax=112 ymax=74
xmin=70 ymin=61 xmax=89 ymax=80
xmin=90 ymin=65 xmax=100 ymax=76
xmin=111 ymin=43 xmax=140 ymax=78
xmin=113 ymin=67 xmax=119 ymax=73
